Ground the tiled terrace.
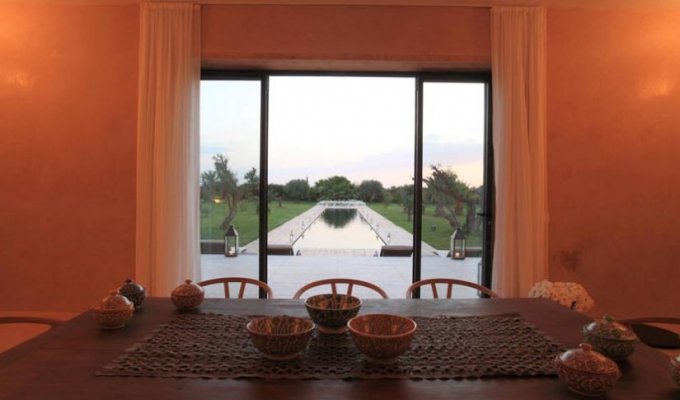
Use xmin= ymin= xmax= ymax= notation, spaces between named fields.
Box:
xmin=201 ymin=254 xmax=482 ymax=299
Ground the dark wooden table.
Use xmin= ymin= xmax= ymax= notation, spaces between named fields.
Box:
xmin=0 ymin=298 xmax=677 ymax=399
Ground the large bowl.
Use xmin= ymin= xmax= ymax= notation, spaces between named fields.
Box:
xmin=347 ymin=314 xmax=417 ymax=365
xmin=246 ymin=316 xmax=315 ymax=360
xmin=305 ymin=294 xmax=362 ymax=334
xmin=582 ymin=316 xmax=639 ymax=360
xmin=554 ymin=343 xmax=620 ymax=397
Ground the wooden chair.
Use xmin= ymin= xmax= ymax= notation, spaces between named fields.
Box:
xmin=405 ymin=278 xmax=499 ymax=299
xmin=0 ymin=317 xmax=62 ymax=353
xmin=198 ymin=277 xmax=274 ymax=299
xmin=619 ymin=317 xmax=680 ymax=348
xmin=292 ymin=278 xmax=389 ymax=299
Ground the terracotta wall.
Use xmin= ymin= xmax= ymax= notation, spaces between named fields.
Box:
xmin=2 ymin=3 xmax=678 ymax=317
xmin=547 ymin=8 xmax=680 ymax=317
xmin=0 ymin=4 xmax=139 ymax=311
xmin=202 ymin=5 xmax=490 ymax=71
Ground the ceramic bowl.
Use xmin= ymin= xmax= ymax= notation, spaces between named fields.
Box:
xmin=93 ymin=291 xmax=134 ymax=330
xmin=671 ymin=355 xmax=680 ymax=387
xmin=246 ymin=316 xmax=315 ymax=360
xmin=347 ymin=314 xmax=417 ymax=365
xmin=118 ymin=279 xmax=145 ymax=310
xmin=554 ymin=343 xmax=620 ymax=397
xmin=305 ymin=294 xmax=362 ymax=334
xmin=171 ymin=279 xmax=205 ymax=311
xmin=582 ymin=316 xmax=639 ymax=360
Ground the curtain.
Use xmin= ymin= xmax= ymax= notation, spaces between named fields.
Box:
xmin=490 ymin=7 xmax=548 ymax=297
xmin=136 ymin=3 xmax=201 ymax=296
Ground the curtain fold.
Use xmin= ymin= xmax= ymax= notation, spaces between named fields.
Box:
xmin=136 ymin=3 xmax=201 ymax=296
xmin=490 ymin=7 xmax=548 ymax=297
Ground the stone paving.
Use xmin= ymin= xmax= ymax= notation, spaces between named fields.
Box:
xmin=201 ymin=254 xmax=481 ymax=300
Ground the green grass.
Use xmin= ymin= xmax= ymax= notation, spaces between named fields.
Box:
xmin=200 ymin=200 xmax=315 ymax=244
xmin=201 ymin=199 xmax=480 ymax=251
xmin=367 ymin=203 xmax=482 ymax=250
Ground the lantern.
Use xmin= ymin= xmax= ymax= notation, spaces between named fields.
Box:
xmin=451 ymin=229 xmax=466 ymax=260
xmin=224 ymin=225 xmax=239 ymax=257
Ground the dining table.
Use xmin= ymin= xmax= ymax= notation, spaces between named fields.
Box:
xmin=0 ymin=297 xmax=677 ymax=399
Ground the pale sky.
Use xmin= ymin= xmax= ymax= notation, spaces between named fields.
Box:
xmin=200 ymin=77 xmax=485 ymax=188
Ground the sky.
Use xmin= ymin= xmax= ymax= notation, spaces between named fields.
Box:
xmin=200 ymin=77 xmax=485 ymax=188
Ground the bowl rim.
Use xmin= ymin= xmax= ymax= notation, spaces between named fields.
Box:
xmin=304 ymin=293 xmax=362 ymax=311
xmin=246 ymin=316 xmax=315 ymax=337
xmin=347 ymin=313 xmax=417 ymax=339
xmin=582 ymin=329 xmax=640 ymax=343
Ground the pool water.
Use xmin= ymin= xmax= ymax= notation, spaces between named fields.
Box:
xmin=293 ymin=209 xmax=384 ymax=251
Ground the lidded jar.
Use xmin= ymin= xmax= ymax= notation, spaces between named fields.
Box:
xmin=582 ymin=316 xmax=639 ymax=360
xmin=118 ymin=279 xmax=145 ymax=310
xmin=93 ymin=290 xmax=134 ymax=330
xmin=554 ymin=343 xmax=620 ymax=397
xmin=171 ymin=279 xmax=204 ymax=311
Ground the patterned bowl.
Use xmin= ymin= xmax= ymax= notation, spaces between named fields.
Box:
xmin=554 ymin=343 xmax=620 ymax=397
xmin=93 ymin=291 xmax=134 ymax=330
xmin=305 ymin=294 xmax=362 ymax=334
xmin=171 ymin=279 xmax=205 ymax=311
xmin=347 ymin=314 xmax=417 ymax=365
xmin=671 ymin=355 xmax=680 ymax=387
xmin=582 ymin=316 xmax=639 ymax=360
xmin=246 ymin=316 xmax=315 ymax=360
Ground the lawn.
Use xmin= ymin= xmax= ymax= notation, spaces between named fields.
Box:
xmin=368 ymin=203 xmax=482 ymax=250
xmin=200 ymin=200 xmax=315 ymax=244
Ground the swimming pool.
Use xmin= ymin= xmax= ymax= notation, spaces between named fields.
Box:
xmin=293 ymin=208 xmax=385 ymax=253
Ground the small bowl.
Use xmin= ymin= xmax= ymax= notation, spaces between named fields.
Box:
xmin=554 ymin=343 xmax=620 ymax=397
xmin=93 ymin=307 xmax=134 ymax=330
xmin=305 ymin=294 xmax=362 ymax=334
xmin=582 ymin=316 xmax=639 ymax=360
xmin=671 ymin=355 xmax=680 ymax=387
xmin=246 ymin=316 xmax=315 ymax=360
xmin=347 ymin=314 xmax=417 ymax=365
xmin=171 ymin=279 xmax=205 ymax=311
xmin=93 ymin=290 xmax=134 ymax=330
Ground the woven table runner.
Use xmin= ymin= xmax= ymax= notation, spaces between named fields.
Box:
xmin=97 ymin=313 xmax=563 ymax=380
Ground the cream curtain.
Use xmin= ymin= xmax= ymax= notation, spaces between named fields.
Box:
xmin=136 ymin=3 xmax=201 ymax=296
xmin=490 ymin=7 xmax=548 ymax=297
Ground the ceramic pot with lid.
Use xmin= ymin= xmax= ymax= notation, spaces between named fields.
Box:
xmin=582 ymin=316 xmax=639 ymax=360
xmin=554 ymin=343 xmax=620 ymax=397
xmin=118 ymin=279 xmax=145 ymax=310
xmin=171 ymin=279 xmax=204 ymax=311
xmin=93 ymin=290 xmax=134 ymax=330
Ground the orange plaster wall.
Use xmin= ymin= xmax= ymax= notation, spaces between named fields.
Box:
xmin=547 ymin=8 xmax=680 ymax=318
xmin=0 ymin=4 xmax=139 ymax=312
xmin=202 ymin=5 xmax=490 ymax=71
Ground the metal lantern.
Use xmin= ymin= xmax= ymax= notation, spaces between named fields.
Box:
xmin=451 ymin=229 xmax=466 ymax=260
xmin=224 ymin=225 xmax=239 ymax=257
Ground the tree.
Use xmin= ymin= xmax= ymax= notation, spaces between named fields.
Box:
xmin=357 ymin=180 xmax=385 ymax=203
xmin=311 ymin=176 xmax=357 ymax=200
xmin=284 ymin=179 xmax=310 ymax=201
xmin=200 ymin=154 xmax=244 ymax=230
xmin=423 ymin=164 xmax=480 ymax=234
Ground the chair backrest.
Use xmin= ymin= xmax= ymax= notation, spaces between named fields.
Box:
xmin=292 ymin=278 xmax=389 ymax=299
xmin=405 ymin=278 xmax=499 ymax=299
xmin=0 ymin=317 xmax=62 ymax=327
xmin=618 ymin=317 xmax=680 ymax=348
xmin=198 ymin=277 xmax=274 ymax=299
